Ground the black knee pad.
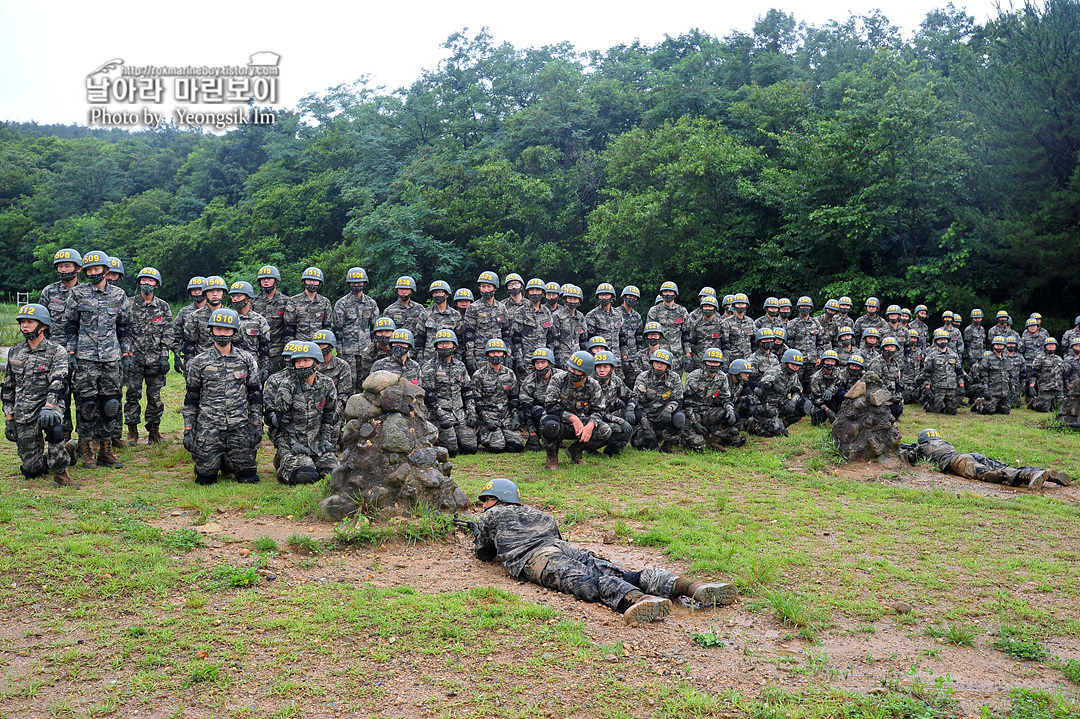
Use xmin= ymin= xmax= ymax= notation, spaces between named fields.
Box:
xmin=486 ymin=445 xmax=505 ymax=454
xmin=671 ymin=410 xmax=686 ymax=429
xmin=45 ymin=422 xmax=65 ymax=444
xmin=78 ymin=399 xmax=98 ymax=421
xmin=541 ymin=416 xmax=562 ymax=440
xmin=292 ymin=467 xmax=320 ymax=484
xmin=20 ymin=463 xmax=47 ymax=479
xmin=101 ymin=395 xmax=121 ymax=419
xmin=505 ymin=439 xmax=524 ymax=453
xmin=236 ymin=473 xmax=260 ymax=484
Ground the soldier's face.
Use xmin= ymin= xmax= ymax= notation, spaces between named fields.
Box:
xmin=397 ymin=289 xmax=412 ymax=301
xmin=317 ymin=344 xmax=332 ymax=359
xmin=230 ymin=294 xmax=248 ymax=306
xmin=734 ymin=303 xmax=747 ymax=315
xmin=779 ymin=307 xmax=790 ymax=318
xmin=56 ymin=262 xmax=77 ymax=274
xmin=972 ymin=317 xmax=981 ymax=324
xmin=704 ymin=361 xmax=722 ymax=373
xmin=18 ymin=318 xmax=42 ymax=333
xmin=823 ymin=362 xmax=836 ymax=373
xmin=190 ymin=289 xmax=203 ymax=300
xmin=598 ymin=293 xmax=614 ymax=306
xmin=993 ymin=344 xmax=1005 ymax=353
xmin=533 ymin=359 xmax=550 ymax=372
xmin=702 ymin=304 xmax=717 ymax=315
xmin=839 ymin=304 xmax=851 ymax=313
xmin=527 ymin=290 xmax=544 ymax=303
xmin=887 ymin=314 xmax=899 ymax=323
xmin=567 ymin=368 xmax=586 ymax=384
xmin=349 ymin=282 xmax=366 ymax=295
xmin=304 ymin=281 xmax=322 ymax=293
xmin=545 ymin=292 xmax=559 ymax=303
xmin=294 ymin=358 xmax=316 ymax=369
xmin=85 ymin=268 xmax=107 ymax=284
xmin=479 ymin=283 xmax=496 ymax=297
xmin=1046 ymin=344 xmax=1058 ymax=353
xmin=651 ymin=360 xmax=668 ymax=372
xmin=866 ymin=305 xmax=877 ymax=315
xmin=661 ymin=292 xmax=675 ymax=303
xmin=431 ymin=291 xmax=449 ymax=304
xmin=917 ymin=311 xmax=926 ymax=320
xmin=376 ymin=331 xmax=393 ymax=346
xmin=595 ymin=364 xmax=612 ymax=379
xmin=565 ymin=299 xmax=580 ymax=311
xmin=456 ymin=300 xmax=472 ymax=311
xmin=206 ymin=289 xmax=225 ymax=304
xmin=260 ymin=278 xmax=276 ymax=290
xmin=506 ymin=281 xmax=523 ymax=294
xmin=646 ymin=333 xmax=661 ymax=345
xmin=737 ymin=372 xmax=750 ymax=381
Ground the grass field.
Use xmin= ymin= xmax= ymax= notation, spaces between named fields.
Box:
xmin=1 ymin=339 xmax=1078 ymax=718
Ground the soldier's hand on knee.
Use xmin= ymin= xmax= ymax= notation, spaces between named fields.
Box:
xmin=579 ymin=421 xmax=594 ymax=443
xmin=4 ymin=417 xmax=16 ymax=443
xmin=290 ymin=441 xmax=311 ymax=456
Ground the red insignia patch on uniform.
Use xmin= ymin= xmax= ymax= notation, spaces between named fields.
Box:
xmin=411 ymin=379 xmax=419 ymax=385
xmin=278 ymin=311 xmax=284 ymax=316
xmin=505 ymin=384 xmax=512 ymax=390
xmin=316 ymin=400 xmax=326 ymax=408
xmin=542 ymin=321 xmax=551 ymax=328
xmin=152 ymin=317 xmax=163 ymax=323
xmin=712 ymin=332 xmax=721 ymax=338
xmin=248 ymin=329 xmax=258 ymax=335
xmin=674 ymin=318 xmax=684 ymax=324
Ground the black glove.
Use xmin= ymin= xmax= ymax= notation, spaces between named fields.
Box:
xmin=260 ymin=367 xmax=269 ymax=383
xmin=318 ymin=438 xmax=334 ymax=454
xmin=121 ymin=355 xmax=133 ymax=374
xmin=37 ymin=407 xmax=61 ymax=429
xmin=156 ymin=356 xmax=169 ymax=375
xmin=684 ymin=356 xmax=694 ymax=373
xmin=514 ymin=357 xmax=525 ymax=374
xmin=4 ymin=419 xmax=16 ymax=443
xmin=265 ymin=410 xmax=279 ymax=429
xmin=182 ymin=429 xmax=194 ymax=452
xmin=437 ymin=410 xmax=455 ymax=430
xmin=68 ymin=354 xmax=78 ymax=373
xmin=822 ymin=387 xmax=835 ymax=403
xmin=724 ymin=404 xmax=738 ymax=426
xmin=618 ymin=418 xmax=633 ymax=437
xmin=290 ymin=441 xmax=311 ymax=456
xmin=802 ymin=399 xmax=814 ymax=416
xmin=484 ymin=419 xmax=500 ymax=433
xmin=250 ymin=424 xmax=262 ymax=446
xmin=624 ymin=406 xmax=637 ymax=425
xmin=692 ymin=421 xmax=707 ymax=435
xmin=453 ymin=514 xmax=479 ymax=534
xmin=609 ymin=397 xmax=626 ymax=413
xmin=658 ymin=406 xmax=673 ymax=425
xmin=465 ymin=412 xmax=478 ymax=429
xmin=174 ymin=355 xmax=185 ymax=375
xmin=508 ymin=413 xmax=521 ymax=431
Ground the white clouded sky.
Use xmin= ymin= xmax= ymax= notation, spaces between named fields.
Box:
xmin=0 ymin=0 xmax=1004 ymax=126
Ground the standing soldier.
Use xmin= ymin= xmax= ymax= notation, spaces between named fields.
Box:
xmin=3 ymin=305 xmax=76 ymax=487
xmin=312 ymin=329 xmax=353 ymax=445
xmin=777 ymin=298 xmax=793 ymax=324
xmin=883 ymin=305 xmax=904 ymax=338
xmin=251 ymin=265 xmax=290 ymax=373
xmin=358 ymin=317 xmax=397 ymax=382
xmin=786 ymin=296 xmax=822 ymax=391
xmin=416 ymin=280 xmax=463 ymax=363
xmin=40 ymin=248 xmax=83 ymax=441
xmin=756 ymin=297 xmax=784 ymax=330
xmin=267 ymin=341 xmax=338 ymax=485
xmin=749 ymin=328 xmax=779 ymax=379
xmin=229 ymin=281 xmax=272 ymax=382
xmin=105 ymin=258 xmax=133 ymax=449
xmin=852 ymin=297 xmax=887 ymax=338
xmin=62 ymin=250 xmax=132 ymax=468
xmin=971 ymin=336 xmax=1013 ymax=415
xmin=920 ymin=328 xmax=965 ymax=414
xmin=941 ymin=312 xmax=965 ymax=358
xmin=332 ymin=266 xmax=380 ymax=383
xmin=383 ymin=276 xmax=424 ymax=334
xmin=834 ymin=296 xmax=854 ymax=334
xmin=283 ymin=267 xmax=332 ymax=342
xmin=540 ymin=350 xmax=611 ymax=468
xmin=181 ymin=275 xmax=229 ymax=364
xmin=510 ymin=278 xmax=554 ymax=379
xmin=551 ymin=284 xmax=587 ymax=366
xmin=420 ymin=329 xmax=477 ymax=457
xmin=1018 ymin=318 xmax=1047 ymax=366
xmin=464 ymin=271 xmax=510 ymax=374
xmin=173 ymin=276 xmax=206 ymax=374
xmin=910 ymin=304 xmax=931 ymax=349
xmin=1005 ymin=337 xmax=1026 ymax=408
xmin=518 ymin=347 xmax=560 ymax=452
xmin=818 ymin=299 xmax=842 ymax=351
xmin=501 ymin=273 xmax=526 ymax=315
xmin=1062 ymin=315 xmax=1080 ymax=351
xmin=630 ymin=349 xmax=686 ymax=453
xmin=835 ymin=326 xmax=857 ymax=365
xmin=617 ymin=286 xmax=643 ymax=380
xmin=687 ymin=295 xmax=724 ymax=371
xmin=647 ymin=282 xmax=691 ymax=371
xmin=182 ymin=308 xmax=262 ymax=486
xmin=808 ymin=350 xmax=842 ymax=424
xmin=902 ymin=329 xmax=924 ymax=405
xmin=454 ymin=288 xmax=474 ymax=319
xmin=963 ymin=309 xmax=987 ymax=370
xmin=370 ymin=328 xmax=422 ymax=383
xmin=471 ymin=338 xmax=523 ymax=454
xmin=720 ymin=293 xmax=755 ymax=363
xmin=868 ymin=336 xmax=904 ymax=418
xmin=682 ymin=347 xmax=742 ymax=449
xmin=123 ymin=267 xmax=176 ymax=445
xmin=586 ymin=283 xmax=625 ymax=367
xmin=543 ymin=282 xmax=562 ymax=313
xmin=262 ymin=343 xmax=296 ymax=448
xmin=1028 ymin=338 xmax=1066 ymax=412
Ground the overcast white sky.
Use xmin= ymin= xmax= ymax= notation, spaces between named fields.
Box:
xmin=0 ymin=0 xmax=1005 ymax=127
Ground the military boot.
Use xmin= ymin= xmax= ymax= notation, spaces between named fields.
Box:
xmin=146 ymin=424 xmax=164 ymax=444
xmin=566 ymin=442 xmax=586 ymax=465
xmin=96 ymin=440 xmax=124 ymax=469
xmin=545 ymin=445 xmax=559 ymax=470
xmin=53 ymin=469 xmax=80 ymax=489
xmin=660 ymin=440 xmax=685 ymax=454
xmin=78 ymin=438 xmax=97 ymax=468
xmin=126 ymin=424 xmax=139 ymax=445
xmin=65 ymin=439 xmax=79 ymax=466
xmin=674 ymin=578 xmax=738 ymax=606
xmin=112 ymin=433 xmax=126 ymax=449
xmin=622 ymin=593 xmax=672 ymax=624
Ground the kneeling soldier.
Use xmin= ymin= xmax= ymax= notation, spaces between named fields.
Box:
xmin=421 ymin=329 xmax=477 ymax=457
xmin=541 ymin=351 xmax=611 ymax=468
xmin=271 ymin=341 xmax=338 ymax=485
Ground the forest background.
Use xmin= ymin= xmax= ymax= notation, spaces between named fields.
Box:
xmin=1 ymin=0 xmax=1078 ymax=337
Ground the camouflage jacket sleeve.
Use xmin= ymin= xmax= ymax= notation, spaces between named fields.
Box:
xmin=0 ymin=357 xmax=12 ymax=418
xmin=319 ymin=381 xmax=338 ymax=444
xmin=182 ymin=356 xmax=203 ymax=429
xmin=117 ymin=294 xmax=133 ymax=355
xmin=61 ymin=291 xmax=80 ymax=354
xmin=245 ymin=352 xmax=263 ymax=425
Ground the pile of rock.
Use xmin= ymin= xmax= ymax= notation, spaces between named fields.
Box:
xmin=830 ymin=371 xmax=901 ymax=462
xmin=318 ymin=371 xmax=471 ymax=520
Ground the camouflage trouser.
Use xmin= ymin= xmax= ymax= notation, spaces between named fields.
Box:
xmin=192 ymin=425 xmax=258 ymax=478
xmin=924 ymin=387 xmax=959 ymax=415
xmin=340 ymin=354 xmax=363 ymax=389
xmin=1028 ymin=391 xmax=1064 ymax=413
xmin=971 ymin=394 xmax=1011 ymax=415
xmin=275 ymin=446 xmax=337 ymax=484
xmin=748 ymin=407 xmax=788 ymax=437
xmin=13 ymin=421 xmax=69 ymax=478
xmin=949 ymin=453 xmax=1043 ymax=486
xmin=630 ymin=413 xmax=680 ymax=450
xmin=124 ymin=361 xmax=168 ymax=426
xmin=683 ymin=407 xmax=744 ymax=449
xmin=72 ymin=359 xmax=123 ymax=440
xmin=478 ymin=421 xmax=524 ymax=453
xmin=519 ymin=540 xmax=678 ymax=612
xmin=542 ymin=416 xmax=612 ymax=451
xmin=61 ymin=364 xmax=75 ymax=438
xmin=434 ymin=408 xmax=477 ymax=456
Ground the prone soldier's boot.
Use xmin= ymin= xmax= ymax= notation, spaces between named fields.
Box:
xmin=97 ymin=439 xmax=124 ymax=469
xmin=673 ymin=577 xmax=738 ymax=606
xmin=566 ymin=442 xmax=586 ymax=465
xmin=146 ymin=424 xmax=164 ymax=444
xmin=53 ymin=469 xmax=80 ymax=489
xmin=622 ymin=590 xmax=672 ymax=624
xmin=126 ymin=424 xmax=139 ymax=445
xmin=545 ymin=445 xmax=559 ymax=470
xmin=78 ymin=438 xmax=97 ymax=468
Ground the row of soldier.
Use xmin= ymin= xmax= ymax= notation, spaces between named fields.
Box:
xmin=7 ymin=253 xmax=1080 ymax=487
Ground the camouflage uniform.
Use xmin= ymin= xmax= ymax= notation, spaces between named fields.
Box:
xmin=62 ymin=282 xmax=132 ymax=441
xmin=646 ymin=302 xmax=689 ymax=363
xmin=271 ymin=371 xmax=338 ymax=483
xmin=1028 ymin=351 xmax=1066 ymax=412
xmin=1019 ymin=329 xmax=1049 ymax=365
xmin=2 ymin=337 xmax=70 ymax=478
xmin=124 ymin=295 xmax=177 ymax=430
xmin=501 ymin=295 xmax=526 ymax=316
xmin=262 ymin=368 xmax=291 ymax=446
xmin=416 ymin=304 xmax=464 ymax=364
xmin=901 ymin=439 xmax=1062 ymax=487
xmin=551 ymin=306 xmax=587 ymax=366
xmin=909 ymin=317 xmax=930 ymax=349
xmin=473 ymin=503 xmax=678 ymax=612
xmin=511 ymin=303 xmax=555 ymax=377
xmin=357 ymin=342 xmax=393 ymax=384
xmin=184 ymin=305 xmax=271 ymax=374
xmin=720 ymin=314 xmax=756 ymax=362
xmin=944 ymin=325 xmax=965 ymax=358
xmin=519 ymin=368 xmax=559 ymax=449
xmin=183 ymin=345 xmax=262 ymax=482
xmin=963 ymin=323 xmax=987 ymax=368
xmin=1062 ymin=326 xmax=1080 ymax=352
xmin=470 ymin=363 xmax=523 ymax=452
xmin=463 ymin=300 xmax=510 ymax=373
xmin=919 ymin=346 xmax=964 ymax=414
xmin=808 ymin=367 xmax=842 ymax=424
xmin=382 ymin=298 xmax=424 ymax=335
xmin=756 ymin=365 xmax=807 ymax=434
xmin=332 ymin=291 xmax=380 ymax=381
xmin=682 ymin=367 xmax=741 ymax=449
xmin=40 ymin=278 xmax=80 ymax=436
xmin=174 ymin=301 xmax=205 ymax=369
xmin=319 ymin=354 xmax=353 ymax=443
xmin=749 ymin=346 xmax=779 ymax=380
xmin=630 ymin=367 xmax=684 ymax=449
xmin=596 ymin=371 xmax=633 ymax=454
xmin=818 ymin=312 xmax=841 ymax=351
xmin=786 ymin=315 xmax=823 ymax=389
xmin=585 ymin=307 xmax=625 ymax=363
xmin=867 ymin=353 xmax=904 ymax=415
xmin=687 ymin=312 xmax=725 ymax=370
xmin=754 ymin=313 xmax=784 ymax=331
xmin=370 ymin=355 xmax=422 ymax=384
xmin=852 ymin=314 xmax=887 ymax=339
xmin=420 ymin=355 xmax=477 ymax=456
xmin=251 ymin=290 xmax=289 ymax=373
xmin=617 ymin=305 xmax=643 ymax=381
xmin=541 ymin=371 xmax=611 ymax=453
xmin=1006 ymin=350 xmax=1027 ymax=408
xmin=283 ymin=291 xmax=332 ymax=342
xmin=902 ymin=347 xmax=925 ymax=405
xmin=971 ymin=352 xmax=1012 ymax=415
